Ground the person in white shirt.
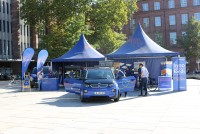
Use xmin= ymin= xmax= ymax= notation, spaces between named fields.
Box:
xmin=37 ymin=68 xmax=44 ymax=91
xmin=138 ymin=63 xmax=149 ymax=96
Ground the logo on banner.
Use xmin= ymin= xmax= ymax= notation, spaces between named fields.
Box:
xmin=22 ymin=48 xmax=34 ymax=79
xmin=37 ymin=49 xmax=48 ymax=74
xmin=172 ymin=57 xmax=186 ymax=91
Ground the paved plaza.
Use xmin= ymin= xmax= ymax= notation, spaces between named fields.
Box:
xmin=0 ymin=79 xmax=200 ymax=134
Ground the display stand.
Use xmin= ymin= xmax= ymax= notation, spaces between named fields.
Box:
xmin=41 ymin=78 xmax=59 ymax=91
xmin=22 ymin=74 xmax=31 ymax=92
xmin=158 ymin=76 xmax=172 ymax=90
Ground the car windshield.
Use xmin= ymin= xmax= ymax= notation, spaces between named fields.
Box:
xmin=86 ymin=69 xmax=114 ymax=79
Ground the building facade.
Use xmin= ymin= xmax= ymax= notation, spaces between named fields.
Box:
xmin=123 ymin=0 xmax=200 ymax=65
xmin=0 ymin=0 xmax=37 ymax=76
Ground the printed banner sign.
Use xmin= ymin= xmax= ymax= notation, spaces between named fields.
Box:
xmin=160 ymin=61 xmax=172 ymax=76
xmin=172 ymin=57 xmax=187 ymax=91
xmin=99 ymin=61 xmax=114 ymax=67
xmin=158 ymin=76 xmax=172 ymax=89
xmin=37 ymin=49 xmax=48 ymax=74
xmin=22 ymin=48 xmax=34 ymax=79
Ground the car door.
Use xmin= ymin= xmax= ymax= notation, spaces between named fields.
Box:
xmin=64 ymin=78 xmax=83 ymax=94
xmin=116 ymin=76 xmax=136 ymax=93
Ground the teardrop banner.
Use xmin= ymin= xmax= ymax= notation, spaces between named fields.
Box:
xmin=22 ymin=48 xmax=35 ymax=79
xmin=37 ymin=49 xmax=48 ymax=74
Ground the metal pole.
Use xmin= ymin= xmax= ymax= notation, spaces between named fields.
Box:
xmin=21 ymin=52 xmax=23 ymax=92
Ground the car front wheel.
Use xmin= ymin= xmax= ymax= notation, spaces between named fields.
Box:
xmin=114 ymin=91 xmax=120 ymax=102
xmin=80 ymin=91 xmax=86 ymax=102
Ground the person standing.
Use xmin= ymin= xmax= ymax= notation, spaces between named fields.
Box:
xmin=125 ymin=67 xmax=131 ymax=76
xmin=37 ymin=68 xmax=44 ymax=91
xmin=137 ymin=66 xmax=142 ymax=90
xmin=138 ymin=63 xmax=149 ymax=96
xmin=58 ymin=67 xmax=62 ymax=85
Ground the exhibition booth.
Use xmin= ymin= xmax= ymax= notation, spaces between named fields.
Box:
xmin=106 ymin=23 xmax=186 ymax=91
xmin=50 ymin=34 xmax=106 ymax=89
xmin=31 ymin=24 xmax=186 ymax=92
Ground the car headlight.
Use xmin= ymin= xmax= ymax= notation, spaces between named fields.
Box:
xmin=112 ymin=89 xmax=116 ymax=92
xmin=109 ymin=84 xmax=114 ymax=87
xmin=84 ymin=83 xmax=90 ymax=88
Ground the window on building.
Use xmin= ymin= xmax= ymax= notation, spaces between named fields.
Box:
xmin=0 ymin=20 xmax=1 ymax=31
xmin=3 ymin=1 xmax=5 ymax=13
xmin=27 ymin=26 xmax=29 ymax=36
xmin=181 ymin=14 xmax=188 ymax=24
xmin=142 ymin=3 xmax=149 ymax=11
xmin=3 ymin=20 xmax=5 ymax=32
xmin=11 ymin=22 xmax=12 ymax=33
xmin=168 ymin=0 xmax=175 ymax=8
xmin=169 ymin=15 xmax=176 ymax=25
xmin=24 ymin=25 xmax=26 ymax=36
xmin=11 ymin=41 xmax=13 ymax=56
xmin=6 ymin=2 xmax=9 ymax=14
xmin=193 ymin=0 xmax=200 ymax=6
xmin=181 ymin=0 xmax=187 ymax=7
xmin=0 ymin=40 xmax=2 ymax=55
xmin=194 ymin=13 xmax=200 ymax=21
xmin=154 ymin=2 xmax=160 ymax=10
xmin=143 ymin=18 xmax=149 ymax=28
xmin=155 ymin=16 xmax=161 ymax=26
xmin=7 ymin=21 xmax=9 ymax=33
xmin=170 ymin=32 xmax=177 ymax=45
xmin=10 ymin=4 xmax=12 ymax=15
xmin=4 ymin=40 xmax=6 ymax=55
xmin=131 ymin=18 xmax=136 ymax=29
xmin=155 ymin=32 xmax=163 ymax=45
xmin=0 ymin=0 xmax=1 ymax=12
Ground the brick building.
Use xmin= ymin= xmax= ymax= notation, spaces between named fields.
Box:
xmin=123 ymin=0 xmax=200 ymax=70
xmin=0 ymin=0 xmax=38 ymax=77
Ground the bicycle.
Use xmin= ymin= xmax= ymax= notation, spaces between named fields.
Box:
xmin=147 ymin=77 xmax=158 ymax=91
xmin=8 ymin=75 xmax=17 ymax=85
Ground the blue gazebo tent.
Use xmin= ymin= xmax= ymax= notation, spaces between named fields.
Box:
xmin=51 ymin=34 xmax=105 ymax=62
xmin=51 ymin=34 xmax=105 ymax=84
xmin=106 ymin=23 xmax=179 ymax=79
xmin=107 ymin=23 xmax=179 ymax=58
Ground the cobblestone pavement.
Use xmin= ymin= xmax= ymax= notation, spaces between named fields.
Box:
xmin=0 ymin=80 xmax=200 ymax=134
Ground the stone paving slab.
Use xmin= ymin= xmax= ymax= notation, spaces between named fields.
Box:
xmin=0 ymin=79 xmax=200 ymax=134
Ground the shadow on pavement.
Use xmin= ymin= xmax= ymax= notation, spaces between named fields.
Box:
xmin=38 ymin=89 xmax=185 ymax=107
xmin=38 ymin=93 xmax=115 ymax=107
xmin=148 ymin=90 xmax=186 ymax=97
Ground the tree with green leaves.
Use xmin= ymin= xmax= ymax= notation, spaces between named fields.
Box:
xmin=20 ymin=0 xmax=138 ymax=58
xmin=177 ymin=18 xmax=200 ymax=62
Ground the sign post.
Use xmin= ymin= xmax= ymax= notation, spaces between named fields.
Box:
xmin=22 ymin=74 xmax=31 ymax=92
xmin=172 ymin=57 xmax=187 ymax=91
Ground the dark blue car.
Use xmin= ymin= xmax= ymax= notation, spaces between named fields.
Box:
xmin=64 ymin=68 xmax=136 ymax=102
